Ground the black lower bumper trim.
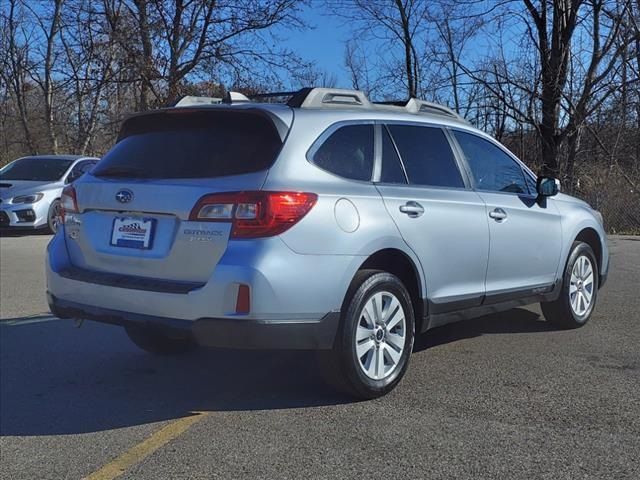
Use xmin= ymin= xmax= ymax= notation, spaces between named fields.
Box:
xmin=191 ymin=315 xmax=339 ymax=350
xmin=58 ymin=265 xmax=205 ymax=294
xmin=48 ymin=293 xmax=340 ymax=350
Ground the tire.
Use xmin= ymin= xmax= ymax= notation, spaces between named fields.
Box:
xmin=319 ymin=270 xmax=415 ymax=399
xmin=125 ymin=325 xmax=196 ymax=355
xmin=541 ymin=241 xmax=599 ymax=329
xmin=47 ymin=199 xmax=62 ymax=234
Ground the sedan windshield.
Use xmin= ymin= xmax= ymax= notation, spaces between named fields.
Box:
xmin=0 ymin=157 xmax=74 ymax=181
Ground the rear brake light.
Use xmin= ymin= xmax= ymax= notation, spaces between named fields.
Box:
xmin=189 ymin=191 xmax=317 ymax=238
xmin=60 ymin=185 xmax=78 ymax=221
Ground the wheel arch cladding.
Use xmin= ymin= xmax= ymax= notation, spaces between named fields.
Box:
xmin=355 ymin=249 xmax=423 ymax=331
xmin=575 ymin=227 xmax=602 ymax=274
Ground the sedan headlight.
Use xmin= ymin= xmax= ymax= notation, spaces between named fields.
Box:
xmin=12 ymin=193 xmax=44 ymax=204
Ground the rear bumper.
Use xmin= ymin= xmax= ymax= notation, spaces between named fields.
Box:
xmin=48 ymin=222 xmax=362 ymax=322
xmin=46 ymin=228 xmax=357 ymax=350
xmin=48 ymin=293 xmax=340 ymax=350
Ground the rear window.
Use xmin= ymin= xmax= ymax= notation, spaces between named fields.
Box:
xmin=92 ymin=110 xmax=283 ymax=179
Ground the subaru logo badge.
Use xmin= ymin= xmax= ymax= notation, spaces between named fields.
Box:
xmin=115 ymin=189 xmax=133 ymax=204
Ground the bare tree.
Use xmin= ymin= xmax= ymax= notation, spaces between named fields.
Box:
xmin=344 ymin=40 xmax=378 ymax=95
xmin=105 ymin=0 xmax=307 ymax=107
xmin=450 ymin=0 xmax=635 ymax=186
xmin=1 ymin=0 xmax=37 ymax=154
xmin=329 ymin=0 xmax=430 ymax=98
xmin=24 ymin=0 xmax=64 ymax=153
xmin=60 ymin=0 xmax=119 ymax=153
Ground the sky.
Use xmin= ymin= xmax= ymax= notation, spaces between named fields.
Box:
xmin=277 ymin=4 xmax=355 ymax=88
xmin=274 ymin=2 xmax=511 ymax=94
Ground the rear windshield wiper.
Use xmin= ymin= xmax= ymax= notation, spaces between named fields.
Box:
xmin=92 ymin=166 xmax=151 ymax=178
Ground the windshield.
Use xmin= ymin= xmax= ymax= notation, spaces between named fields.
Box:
xmin=0 ymin=157 xmax=73 ymax=181
xmin=92 ymin=110 xmax=283 ymax=179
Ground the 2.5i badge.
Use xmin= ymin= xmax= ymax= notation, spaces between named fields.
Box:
xmin=110 ymin=217 xmax=155 ymax=249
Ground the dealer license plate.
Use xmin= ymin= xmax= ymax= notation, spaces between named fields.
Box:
xmin=110 ymin=217 xmax=155 ymax=249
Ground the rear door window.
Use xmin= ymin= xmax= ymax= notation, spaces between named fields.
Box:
xmin=387 ymin=125 xmax=464 ymax=188
xmin=453 ymin=131 xmax=529 ymax=194
xmin=92 ymin=110 xmax=283 ymax=179
xmin=379 ymin=127 xmax=407 ymax=184
xmin=310 ymin=124 xmax=374 ymax=181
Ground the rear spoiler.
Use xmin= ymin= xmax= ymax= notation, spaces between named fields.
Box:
xmin=116 ymin=107 xmax=292 ymax=143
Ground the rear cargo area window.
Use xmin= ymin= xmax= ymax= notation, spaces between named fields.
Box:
xmin=311 ymin=124 xmax=374 ymax=181
xmin=92 ymin=110 xmax=283 ymax=179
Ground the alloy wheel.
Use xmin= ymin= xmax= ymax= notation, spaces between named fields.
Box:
xmin=569 ymin=255 xmax=595 ymax=317
xmin=355 ymin=291 xmax=406 ymax=380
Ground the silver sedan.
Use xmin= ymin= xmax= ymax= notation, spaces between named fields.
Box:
xmin=0 ymin=155 xmax=98 ymax=233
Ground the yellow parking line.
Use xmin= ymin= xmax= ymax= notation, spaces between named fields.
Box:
xmin=84 ymin=412 xmax=208 ymax=480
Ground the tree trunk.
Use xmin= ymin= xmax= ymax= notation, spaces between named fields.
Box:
xmin=134 ymin=0 xmax=154 ymax=110
xmin=564 ymin=126 xmax=583 ymax=192
xmin=43 ymin=0 xmax=64 ymax=154
xmin=7 ymin=0 xmax=37 ymax=154
xmin=394 ymin=0 xmax=416 ymax=98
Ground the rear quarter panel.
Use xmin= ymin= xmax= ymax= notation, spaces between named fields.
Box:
xmin=263 ymin=112 xmax=427 ymax=304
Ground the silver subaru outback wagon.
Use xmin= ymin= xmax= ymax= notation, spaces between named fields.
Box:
xmin=46 ymin=88 xmax=609 ymax=399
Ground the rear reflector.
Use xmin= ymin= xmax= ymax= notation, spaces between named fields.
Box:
xmin=189 ymin=191 xmax=317 ymax=238
xmin=235 ymin=284 xmax=250 ymax=314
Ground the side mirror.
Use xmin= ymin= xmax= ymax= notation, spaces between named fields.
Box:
xmin=66 ymin=171 xmax=83 ymax=184
xmin=536 ymin=176 xmax=559 ymax=197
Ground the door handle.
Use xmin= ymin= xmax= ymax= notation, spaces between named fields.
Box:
xmin=399 ymin=201 xmax=425 ymax=218
xmin=489 ymin=207 xmax=507 ymax=221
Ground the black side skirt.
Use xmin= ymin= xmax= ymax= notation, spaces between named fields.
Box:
xmin=421 ymin=283 xmax=559 ymax=333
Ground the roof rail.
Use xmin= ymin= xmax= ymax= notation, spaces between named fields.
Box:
xmin=222 ymin=91 xmax=251 ymax=103
xmin=404 ymin=98 xmax=465 ymax=121
xmin=173 ymin=92 xmax=250 ymax=107
xmin=174 ymin=88 xmax=468 ymax=123
xmin=174 ymin=95 xmax=222 ymax=107
xmin=290 ymin=88 xmax=372 ymax=109
xmin=287 ymin=88 xmax=467 ymax=122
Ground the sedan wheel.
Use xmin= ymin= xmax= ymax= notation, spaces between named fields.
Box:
xmin=47 ymin=200 xmax=62 ymax=234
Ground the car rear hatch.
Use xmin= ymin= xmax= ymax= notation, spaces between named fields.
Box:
xmin=63 ymin=107 xmax=291 ymax=285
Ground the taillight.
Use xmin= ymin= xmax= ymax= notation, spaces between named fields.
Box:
xmin=60 ymin=185 xmax=79 ymax=222
xmin=189 ymin=191 xmax=317 ymax=238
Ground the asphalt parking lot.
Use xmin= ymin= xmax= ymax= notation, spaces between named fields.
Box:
xmin=1 ymin=233 xmax=639 ymax=479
